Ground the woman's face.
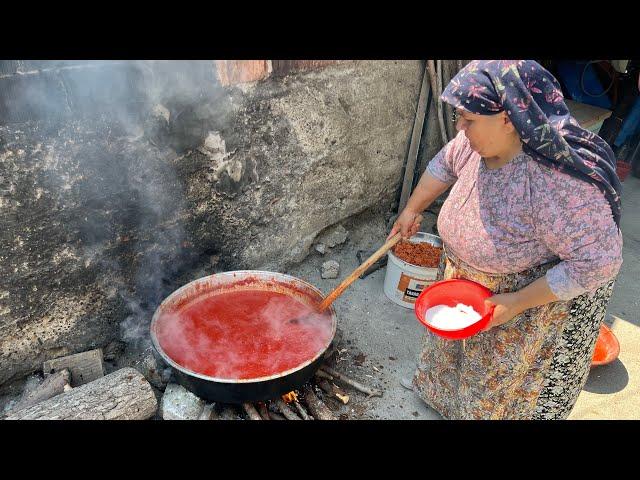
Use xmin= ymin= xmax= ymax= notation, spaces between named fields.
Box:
xmin=455 ymin=108 xmax=517 ymax=158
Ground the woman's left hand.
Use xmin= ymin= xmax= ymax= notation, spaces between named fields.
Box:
xmin=481 ymin=293 xmax=525 ymax=332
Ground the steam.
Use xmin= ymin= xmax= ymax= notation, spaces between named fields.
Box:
xmin=155 ymin=291 xmax=333 ymax=380
xmin=1 ymin=60 xmax=226 ymax=353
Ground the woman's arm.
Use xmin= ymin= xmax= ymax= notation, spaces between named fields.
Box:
xmin=388 ymin=135 xmax=464 ymax=240
xmin=387 ymin=171 xmax=452 ymax=239
xmin=482 ymin=276 xmax=559 ymax=331
xmin=483 ymin=166 xmax=623 ymax=332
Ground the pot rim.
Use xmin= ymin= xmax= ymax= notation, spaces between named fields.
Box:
xmin=150 ymin=270 xmax=337 ymax=384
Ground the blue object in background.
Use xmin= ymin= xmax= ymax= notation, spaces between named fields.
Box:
xmin=555 ymin=61 xmax=612 ymax=110
xmin=614 ymin=96 xmax=640 ymax=147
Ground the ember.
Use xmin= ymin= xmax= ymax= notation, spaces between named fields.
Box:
xmin=158 ymin=364 xmax=383 ymax=421
xmin=282 ymin=391 xmax=298 ymax=403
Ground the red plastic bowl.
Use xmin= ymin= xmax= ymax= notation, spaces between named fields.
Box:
xmin=591 ymin=323 xmax=620 ymax=367
xmin=414 ymin=279 xmax=495 ymax=340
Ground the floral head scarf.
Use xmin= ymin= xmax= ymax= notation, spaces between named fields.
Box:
xmin=442 ymin=60 xmax=622 ymax=227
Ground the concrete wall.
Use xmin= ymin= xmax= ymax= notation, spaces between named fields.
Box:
xmin=0 ymin=60 xmax=423 ymax=384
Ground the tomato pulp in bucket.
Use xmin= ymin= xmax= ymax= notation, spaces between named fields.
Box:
xmin=414 ymin=279 xmax=494 ymax=340
xmin=383 ymin=233 xmax=443 ymax=309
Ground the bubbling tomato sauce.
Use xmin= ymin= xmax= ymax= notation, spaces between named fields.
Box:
xmin=155 ymin=289 xmax=333 ymax=380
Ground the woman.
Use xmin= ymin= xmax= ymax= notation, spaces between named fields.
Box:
xmin=390 ymin=60 xmax=623 ymax=420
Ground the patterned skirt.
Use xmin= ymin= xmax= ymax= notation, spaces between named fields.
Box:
xmin=412 ymin=248 xmax=615 ymax=420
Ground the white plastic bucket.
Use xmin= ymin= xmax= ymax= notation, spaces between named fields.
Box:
xmin=383 ymin=232 xmax=443 ymax=309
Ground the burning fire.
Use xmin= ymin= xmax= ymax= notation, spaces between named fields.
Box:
xmin=282 ymin=391 xmax=298 ymax=403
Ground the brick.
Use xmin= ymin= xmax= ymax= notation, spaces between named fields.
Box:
xmin=215 ymin=60 xmax=270 ymax=86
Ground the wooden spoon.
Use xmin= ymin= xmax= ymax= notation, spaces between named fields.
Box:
xmin=287 ymin=232 xmax=403 ymax=325
xmin=318 ymin=231 xmax=403 ymax=310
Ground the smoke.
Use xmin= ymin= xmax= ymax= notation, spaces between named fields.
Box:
xmin=1 ymin=60 xmax=228 ymax=353
xmin=119 ymin=293 xmax=153 ymax=349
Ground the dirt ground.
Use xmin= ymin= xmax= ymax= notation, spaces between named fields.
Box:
xmin=283 ymin=210 xmax=441 ymax=419
xmin=286 ymin=177 xmax=640 ymax=420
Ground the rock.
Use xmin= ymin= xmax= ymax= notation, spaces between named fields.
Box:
xmin=315 ymin=243 xmax=326 ymax=254
xmin=160 ymin=383 xmax=205 ymax=420
xmin=198 ymin=403 xmax=217 ymax=420
xmin=203 ymin=131 xmax=226 ymax=153
xmin=321 ymin=260 xmax=340 ymax=279
xmin=317 ymin=224 xmax=348 ymax=248
xmin=143 ymin=104 xmax=172 ymax=147
xmin=133 ymin=349 xmax=171 ymax=390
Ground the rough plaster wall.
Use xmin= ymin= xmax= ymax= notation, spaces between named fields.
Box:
xmin=0 ymin=60 xmax=422 ymax=384
xmin=218 ymin=60 xmax=423 ymax=268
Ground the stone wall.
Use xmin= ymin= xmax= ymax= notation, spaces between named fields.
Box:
xmin=0 ymin=60 xmax=423 ymax=384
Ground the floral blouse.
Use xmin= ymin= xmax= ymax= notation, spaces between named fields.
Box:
xmin=427 ymin=131 xmax=623 ymax=300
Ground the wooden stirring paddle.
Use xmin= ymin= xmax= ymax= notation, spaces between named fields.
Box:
xmin=318 ymin=231 xmax=403 ymax=311
xmin=287 ymin=232 xmax=404 ymax=326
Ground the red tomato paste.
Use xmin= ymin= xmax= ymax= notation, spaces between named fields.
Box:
xmin=155 ymin=289 xmax=333 ymax=380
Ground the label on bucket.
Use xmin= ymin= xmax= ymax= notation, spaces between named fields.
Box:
xmin=398 ymin=272 xmax=437 ymax=303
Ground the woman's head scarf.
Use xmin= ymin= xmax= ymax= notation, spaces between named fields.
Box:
xmin=441 ymin=60 xmax=622 ymax=227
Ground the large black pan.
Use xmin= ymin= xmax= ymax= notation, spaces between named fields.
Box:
xmin=150 ymin=271 xmax=337 ymax=404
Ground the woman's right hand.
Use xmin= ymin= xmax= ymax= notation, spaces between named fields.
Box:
xmin=387 ymin=209 xmax=423 ymax=241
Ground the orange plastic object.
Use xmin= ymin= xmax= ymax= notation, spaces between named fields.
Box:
xmin=591 ymin=323 xmax=620 ymax=366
